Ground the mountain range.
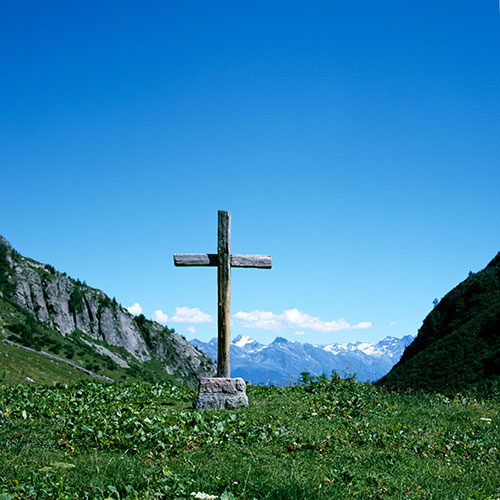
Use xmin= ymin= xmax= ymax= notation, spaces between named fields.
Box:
xmin=191 ymin=334 xmax=414 ymax=385
xmin=0 ymin=231 xmax=412 ymax=387
xmin=3 ymin=229 xmax=497 ymax=394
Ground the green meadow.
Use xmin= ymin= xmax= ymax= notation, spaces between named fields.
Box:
xmin=0 ymin=375 xmax=498 ymax=500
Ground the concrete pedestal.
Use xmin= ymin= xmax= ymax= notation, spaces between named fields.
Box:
xmin=193 ymin=377 xmax=249 ymax=410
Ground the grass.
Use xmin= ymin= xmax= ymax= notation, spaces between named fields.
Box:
xmin=0 ymin=296 xmax=183 ymax=386
xmin=0 ymin=340 xmax=95 ymax=385
xmin=0 ymin=375 xmax=499 ymax=499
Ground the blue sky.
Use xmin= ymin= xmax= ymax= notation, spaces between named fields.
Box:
xmin=1 ymin=1 xmax=499 ymax=346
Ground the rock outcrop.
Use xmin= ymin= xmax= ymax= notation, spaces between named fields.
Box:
xmin=0 ymin=234 xmax=215 ymax=384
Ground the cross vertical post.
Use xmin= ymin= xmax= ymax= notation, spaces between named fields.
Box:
xmin=217 ymin=210 xmax=231 ymax=377
xmin=173 ymin=209 xmax=272 ymax=382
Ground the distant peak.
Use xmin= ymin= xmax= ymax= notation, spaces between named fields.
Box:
xmin=379 ymin=335 xmax=414 ymax=343
xmin=272 ymin=336 xmax=288 ymax=344
xmin=232 ymin=335 xmax=256 ymax=347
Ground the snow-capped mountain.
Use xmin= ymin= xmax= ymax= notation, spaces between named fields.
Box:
xmin=190 ymin=334 xmax=414 ymax=385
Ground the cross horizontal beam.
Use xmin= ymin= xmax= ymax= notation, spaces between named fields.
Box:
xmin=174 ymin=253 xmax=272 ymax=269
xmin=174 ymin=210 xmax=272 ymax=379
xmin=174 ymin=253 xmax=218 ymax=266
xmin=231 ymin=254 xmax=272 ymax=268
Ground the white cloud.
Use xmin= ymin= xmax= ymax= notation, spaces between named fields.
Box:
xmin=390 ymin=321 xmax=397 ymax=327
xmin=170 ymin=306 xmax=214 ymax=324
xmin=127 ymin=303 xmax=143 ymax=316
xmin=233 ymin=308 xmax=370 ymax=333
xmin=294 ymin=330 xmax=305 ymax=336
xmin=350 ymin=321 xmax=372 ymax=330
xmin=152 ymin=309 xmax=169 ymax=325
xmin=187 ymin=326 xmax=196 ymax=334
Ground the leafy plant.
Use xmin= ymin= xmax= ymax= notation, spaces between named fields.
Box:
xmin=0 ymin=376 xmax=498 ymax=499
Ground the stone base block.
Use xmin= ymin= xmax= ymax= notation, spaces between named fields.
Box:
xmin=193 ymin=377 xmax=249 ymax=410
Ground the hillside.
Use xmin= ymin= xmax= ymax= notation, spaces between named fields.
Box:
xmin=0 ymin=234 xmax=215 ymax=385
xmin=377 ymin=252 xmax=500 ymax=394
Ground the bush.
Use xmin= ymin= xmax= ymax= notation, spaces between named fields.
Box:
xmin=48 ymin=342 xmax=62 ymax=354
xmin=44 ymin=264 xmax=56 ymax=275
xmin=68 ymin=287 xmax=84 ymax=316
xmin=64 ymin=346 xmax=75 ymax=359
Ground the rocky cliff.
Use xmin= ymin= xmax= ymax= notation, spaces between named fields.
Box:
xmin=0 ymin=234 xmax=215 ymax=384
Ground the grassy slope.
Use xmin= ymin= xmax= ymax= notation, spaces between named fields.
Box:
xmin=0 ymin=340 xmax=96 ymax=385
xmin=0 ymin=295 xmax=178 ymax=386
xmin=0 ymin=376 xmax=498 ymax=500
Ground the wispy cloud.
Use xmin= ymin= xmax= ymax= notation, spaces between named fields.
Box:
xmin=170 ymin=306 xmax=214 ymax=324
xmin=351 ymin=321 xmax=372 ymax=330
xmin=127 ymin=303 xmax=143 ymax=316
xmin=233 ymin=308 xmax=371 ymax=333
xmin=152 ymin=309 xmax=168 ymax=325
xmin=390 ymin=321 xmax=397 ymax=327
xmin=187 ymin=326 xmax=196 ymax=334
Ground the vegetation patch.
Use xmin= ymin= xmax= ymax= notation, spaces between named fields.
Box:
xmin=0 ymin=374 xmax=498 ymax=499
xmin=0 ymin=244 xmax=15 ymax=299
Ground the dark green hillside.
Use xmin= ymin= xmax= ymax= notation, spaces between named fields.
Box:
xmin=378 ymin=252 xmax=500 ymax=394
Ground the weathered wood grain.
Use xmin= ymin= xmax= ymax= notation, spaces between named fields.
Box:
xmin=231 ymin=254 xmax=272 ymax=268
xmin=174 ymin=253 xmax=271 ymax=268
xmin=217 ymin=210 xmax=231 ymax=378
xmin=173 ymin=209 xmax=272 ymax=380
xmin=173 ymin=254 xmax=218 ymax=266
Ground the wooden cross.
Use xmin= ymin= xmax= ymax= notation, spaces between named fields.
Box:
xmin=174 ymin=210 xmax=272 ymax=378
